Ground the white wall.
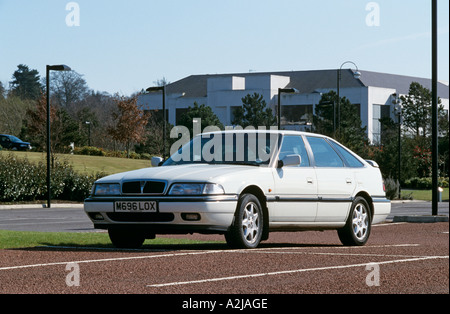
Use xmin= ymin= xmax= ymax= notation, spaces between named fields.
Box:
xmin=138 ymin=74 xmax=449 ymax=143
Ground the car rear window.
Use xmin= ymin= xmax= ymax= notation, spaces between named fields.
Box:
xmin=329 ymin=141 xmax=364 ymax=168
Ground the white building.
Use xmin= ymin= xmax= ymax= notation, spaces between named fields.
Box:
xmin=138 ymin=69 xmax=449 ymax=143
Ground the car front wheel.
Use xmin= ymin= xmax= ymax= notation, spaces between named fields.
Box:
xmin=338 ymin=196 xmax=372 ymax=246
xmin=225 ymin=194 xmax=263 ymax=249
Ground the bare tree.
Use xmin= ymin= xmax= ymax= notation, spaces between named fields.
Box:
xmin=153 ymin=77 xmax=170 ymax=87
xmin=49 ymin=71 xmax=89 ymax=107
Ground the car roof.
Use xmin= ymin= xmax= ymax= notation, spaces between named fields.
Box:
xmin=198 ymin=129 xmax=329 ymax=139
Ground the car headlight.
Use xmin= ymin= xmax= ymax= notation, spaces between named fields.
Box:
xmin=93 ymin=183 xmax=121 ymax=196
xmin=168 ymin=183 xmax=225 ymax=196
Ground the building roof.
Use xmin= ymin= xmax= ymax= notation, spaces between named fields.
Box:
xmin=164 ymin=69 xmax=449 ymax=99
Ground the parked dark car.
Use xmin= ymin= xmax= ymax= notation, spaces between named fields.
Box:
xmin=0 ymin=134 xmax=31 ymax=151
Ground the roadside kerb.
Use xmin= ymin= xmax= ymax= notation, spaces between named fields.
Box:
xmin=0 ymin=204 xmax=84 ymax=210
xmin=391 ymin=200 xmax=449 ymax=223
xmin=393 ymin=215 xmax=449 ymax=223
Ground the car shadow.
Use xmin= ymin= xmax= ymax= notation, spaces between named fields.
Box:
xmin=10 ymin=241 xmax=342 ymax=253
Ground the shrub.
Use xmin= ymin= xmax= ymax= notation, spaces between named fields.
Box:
xmin=0 ymin=153 xmax=104 ymax=202
xmin=140 ymin=153 xmax=151 ymax=160
xmin=73 ymin=146 xmax=153 ymax=160
xmin=404 ymin=177 xmax=449 ymax=189
xmin=73 ymin=146 xmax=105 ymax=156
xmin=104 ymin=150 xmax=127 ymax=158
xmin=384 ymin=177 xmax=400 ymax=200
xmin=129 ymin=152 xmax=141 ymax=159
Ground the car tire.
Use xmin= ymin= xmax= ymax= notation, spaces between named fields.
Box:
xmin=338 ymin=196 xmax=372 ymax=246
xmin=225 ymin=194 xmax=263 ymax=249
xmin=108 ymin=228 xmax=145 ymax=249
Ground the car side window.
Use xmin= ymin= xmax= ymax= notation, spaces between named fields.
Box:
xmin=329 ymin=140 xmax=364 ymax=168
xmin=306 ymin=136 xmax=344 ymax=168
xmin=279 ymin=135 xmax=310 ymax=167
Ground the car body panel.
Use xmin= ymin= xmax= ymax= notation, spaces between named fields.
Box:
xmin=84 ymin=130 xmax=391 ymax=242
xmin=0 ymin=134 xmax=31 ymax=151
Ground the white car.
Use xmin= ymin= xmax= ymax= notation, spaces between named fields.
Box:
xmin=84 ymin=130 xmax=390 ymax=249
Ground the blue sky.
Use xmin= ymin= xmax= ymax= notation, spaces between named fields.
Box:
xmin=0 ymin=0 xmax=448 ymax=96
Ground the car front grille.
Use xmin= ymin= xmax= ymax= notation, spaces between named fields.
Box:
xmin=121 ymin=180 xmax=167 ymax=195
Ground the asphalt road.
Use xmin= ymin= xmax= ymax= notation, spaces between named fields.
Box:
xmin=0 ymin=202 xmax=448 ymax=297
xmin=0 ymin=221 xmax=448 ymax=295
xmin=0 ymin=201 xmax=448 ymax=233
xmin=0 ymin=205 xmax=93 ymax=233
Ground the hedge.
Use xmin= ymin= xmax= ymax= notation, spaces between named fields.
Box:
xmin=403 ymin=177 xmax=449 ymax=189
xmin=73 ymin=146 xmax=152 ymax=160
xmin=0 ymin=153 xmax=105 ymax=202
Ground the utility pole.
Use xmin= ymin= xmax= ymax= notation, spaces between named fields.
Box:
xmin=431 ymin=0 xmax=438 ymax=216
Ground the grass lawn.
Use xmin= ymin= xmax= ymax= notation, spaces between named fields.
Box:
xmin=0 ymin=230 xmax=221 ymax=250
xmin=1 ymin=151 xmax=151 ymax=175
xmin=402 ymin=188 xmax=449 ymax=202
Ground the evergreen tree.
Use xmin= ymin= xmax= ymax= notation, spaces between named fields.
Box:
xmin=9 ymin=64 xmax=42 ymax=100
xmin=232 ymin=93 xmax=277 ymax=128
xmin=177 ymin=102 xmax=224 ymax=135
xmin=314 ymin=91 xmax=368 ymax=155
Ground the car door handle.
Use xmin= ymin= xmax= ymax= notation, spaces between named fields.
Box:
xmin=346 ymin=178 xmax=353 ymax=184
xmin=307 ymin=178 xmax=314 ymax=184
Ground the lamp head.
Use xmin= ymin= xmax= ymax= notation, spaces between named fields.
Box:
xmin=47 ymin=65 xmax=71 ymax=71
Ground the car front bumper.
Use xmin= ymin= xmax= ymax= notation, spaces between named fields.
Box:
xmin=84 ymin=195 xmax=238 ymax=234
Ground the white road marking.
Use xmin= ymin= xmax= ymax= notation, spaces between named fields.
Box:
xmin=0 ymin=243 xmax=427 ymax=272
xmin=146 ymin=255 xmax=449 ymax=288
xmin=0 ymin=250 xmax=225 ymax=271
xmin=241 ymin=251 xmax=425 ymax=258
xmin=373 ymin=222 xmax=406 ymax=227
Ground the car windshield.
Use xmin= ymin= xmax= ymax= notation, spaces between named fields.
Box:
xmin=164 ymin=132 xmax=279 ymax=167
xmin=7 ymin=135 xmax=21 ymax=142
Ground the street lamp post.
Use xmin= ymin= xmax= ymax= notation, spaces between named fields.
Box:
xmin=394 ymin=95 xmax=402 ymax=199
xmin=46 ymin=64 xmax=71 ymax=208
xmin=337 ymin=61 xmax=361 ymax=135
xmin=85 ymin=121 xmax=91 ymax=146
xmin=277 ymin=88 xmax=299 ymax=130
xmin=431 ymin=0 xmax=438 ymax=216
xmin=146 ymin=85 xmax=166 ymax=159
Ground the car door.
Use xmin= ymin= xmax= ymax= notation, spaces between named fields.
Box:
xmin=271 ymin=135 xmax=317 ymax=223
xmin=305 ymin=136 xmax=355 ymax=223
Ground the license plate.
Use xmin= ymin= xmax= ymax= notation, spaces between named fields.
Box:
xmin=114 ymin=201 xmax=158 ymax=213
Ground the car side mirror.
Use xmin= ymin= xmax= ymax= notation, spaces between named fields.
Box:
xmin=151 ymin=156 xmax=164 ymax=167
xmin=277 ymin=154 xmax=301 ymax=168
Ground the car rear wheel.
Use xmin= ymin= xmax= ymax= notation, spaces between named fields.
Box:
xmin=108 ymin=228 xmax=145 ymax=249
xmin=225 ymin=194 xmax=263 ymax=249
xmin=338 ymin=196 xmax=371 ymax=246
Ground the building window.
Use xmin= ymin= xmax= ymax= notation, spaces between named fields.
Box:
xmin=176 ymin=108 xmax=189 ymax=125
xmin=281 ymin=105 xmax=313 ymax=129
xmin=372 ymin=104 xmax=390 ymax=144
xmin=230 ymin=106 xmax=243 ymax=125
